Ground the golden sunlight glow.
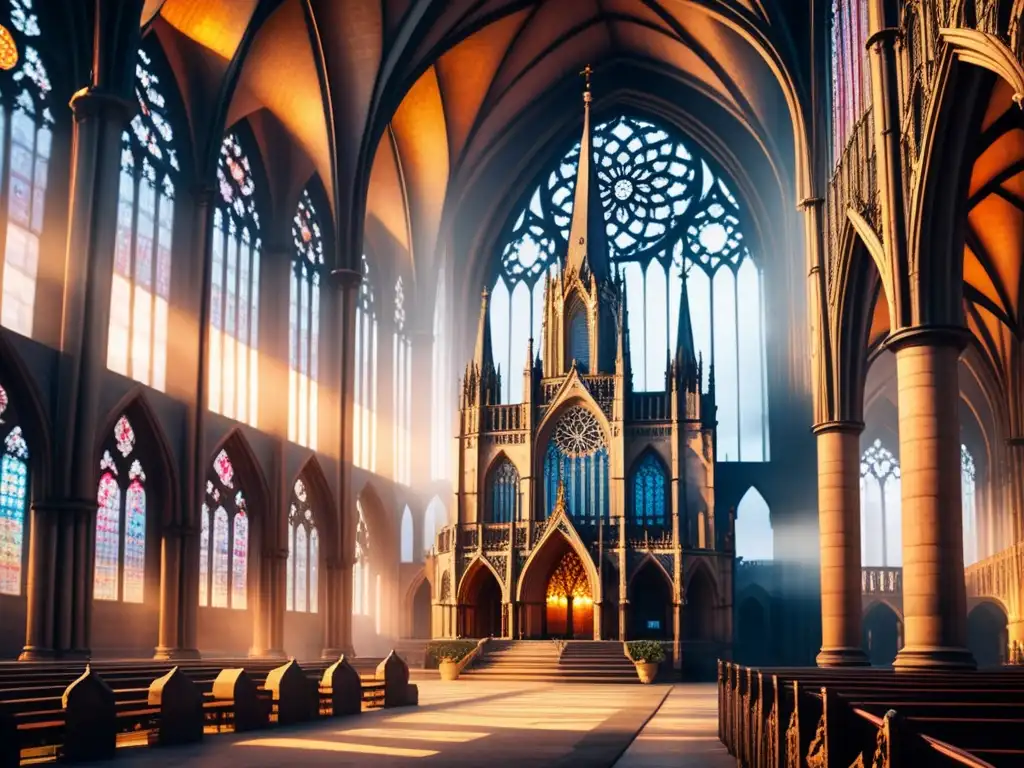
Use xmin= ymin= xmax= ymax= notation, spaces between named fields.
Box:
xmin=0 ymin=24 xmax=19 ymax=71
xmin=389 ymin=711 xmax=604 ymax=732
xmin=336 ymin=728 xmax=488 ymax=743
xmin=209 ymin=331 xmax=259 ymax=428
xmin=234 ymin=737 xmax=437 ymax=758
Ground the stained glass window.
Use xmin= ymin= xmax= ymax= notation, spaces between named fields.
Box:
xmin=961 ymin=444 xmax=977 ymax=567
xmin=430 ymin=267 xmax=450 ymax=480
xmin=199 ymin=449 xmax=248 ymax=609
xmin=288 ymin=188 xmax=324 ymax=449
xmin=735 ymin=486 xmax=773 ymax=561
xmin=354 ymin=254 xmax=377 ymax=471
xmin=487 ymin=457 xmax=519 ymax=524
xmin=630 ymin=451 xmax=666 ymax=527
xmin=424 ymin=495 xmax=444 ymax=555
xmin=209 ymin=133 xmax=261 ymax=427
xmin=286 ymin=478 xmax=317 ymax=613
xmin=859 ymin=439 xmax=901 ymax=567
xmin=393 ymin=277 xmax=411 ymax=485
xmin=107 ymin=42 xmax=178 ymax=390
xmin=0 ymin=385 xmax=28 ymax=595
xmin=93 ymin=414 xmax=146 ymax=603
xmin=494 ymin=115 xmax=768 ymax=462
xmin=543 ymin=406 xmax=608 ymax=522
xmin=0 ymin=0 xmax=53 ymax=338
xmin=831 ymin=0 xmax=870 ymax=165
xmin=353 ymin=499 xmax=369 ymax=615
xmin=400 ymin=505 xmax=413 ymax=563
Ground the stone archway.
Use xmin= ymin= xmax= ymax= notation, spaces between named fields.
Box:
xmin=517 ymin=532 xmax=598 ymax=639
xmin=411 ymin=579 xmax=432 ymax=639
xmin=967 ymin=601 xmax=1008 ymax=668
xmin=459 ymin=560 xmax=503 ymax=639
xmin=862 ymin=602 xmax=901 ymax=666
xmin=628 ymin=561 xmax=671 ymax=640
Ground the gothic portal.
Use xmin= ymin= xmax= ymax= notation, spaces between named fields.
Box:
xmin=429 ymin=77 xmax=734 ymax=670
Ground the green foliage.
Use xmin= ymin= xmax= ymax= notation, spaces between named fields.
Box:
xmin=426 ymin=640 xmax=478 ymax=667
xmin=626 ymin=640 xmax=666 ymax=664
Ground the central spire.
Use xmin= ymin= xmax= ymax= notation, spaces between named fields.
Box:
xmin=564 ymin=65 xmax=609 ymax=284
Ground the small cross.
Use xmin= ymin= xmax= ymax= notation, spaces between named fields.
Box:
xmin=580 ymin=64 xmax=593 ymax=92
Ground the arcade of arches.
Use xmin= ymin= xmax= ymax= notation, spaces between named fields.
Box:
xmin=0 ymin=0 xmax=1017 ymax=691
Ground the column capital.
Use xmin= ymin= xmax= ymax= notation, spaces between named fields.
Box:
xmin=330 ymin=267 xmax=362 ymax=293
xmin=811 ymin=420 xmax=864 ymax=436
xmin=30 ymin=498 xmax=96 ymax=516
xmin=865 ymin=28 xmax=900 ymax=50
xmin=883 ymin=325 xmax=971 ymax=354
xmin=69 ymin=87 xmax=136 ymax=127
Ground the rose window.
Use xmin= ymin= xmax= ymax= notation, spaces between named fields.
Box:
xmin=552 ymin=406 xmax=604 ymax=458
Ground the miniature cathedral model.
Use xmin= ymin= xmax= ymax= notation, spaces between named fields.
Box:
xmin=428 ymin=70 xmax=734 ymax=670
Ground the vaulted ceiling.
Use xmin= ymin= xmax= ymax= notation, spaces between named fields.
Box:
xmin=141 ymin=0 xmax=818 ymax=308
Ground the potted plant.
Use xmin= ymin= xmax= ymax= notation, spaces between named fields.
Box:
xmin=626 ymin=640 xmax=665 ymax=684
xmin=428 ymin=641 xmax=477 ymax=681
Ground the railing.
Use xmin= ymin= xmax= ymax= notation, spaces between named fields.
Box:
xmin=861 ymin=566 xmax=902 ymax=595
xmin=483 ymin=404 xmax=523 ymax=432
xmin=965 ymin=541 xmax=1023 ymax=619
xmin=629 ymin=391 xmax=669 ymax=421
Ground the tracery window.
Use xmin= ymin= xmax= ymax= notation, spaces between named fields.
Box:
xmin=94 ymin=415 xmax=147 ymax=603
xmin=543 ymin=406 xmax=608 ymax=522
xmin=830 ymin=0 xmax=870 ymax=164
xmin=288 ymin=188 xmax=324 ymax=449
xmin=495 ymin=115 xmax=768 ymax=461
xmin=859 ymin=439 xmax=901 ymax=567
xmin=107 ymin=42 xmax=178 ymax=390
xmin=961 ymin=445 xmax=977 ymax=567
xmin=286 ymin=478 xmax=318 ymax=613
xmin=423 ymin=495 xmax=443 ymax=555
xmin=0 ymin=0 xmax=53 ymax=338
xmin=393 ymin=277 xmax=412 ymax=485
xmin=198 ymin=449 xmax=248 ymax=609
xmin=430 ymin=267 xmax=450 ymax=480
xmin=353 ymin=254 xmax=377 ymax=471
xmin=400 ymin=505 xmax=413 ymax=563
xmin=735 ymin=486 xmax=773 ymax=561
xmin=353 ymin=499 xmax=370 ymax=615
xmin=0 ymin=385 xmax=28 ymax=596
xmin=209 ymin=133 xmax=261 ymax=427
xmin=630 ymin=451 xmax=666 ymax=527
xmin=487 ymin=457 xmax=520 ymax=524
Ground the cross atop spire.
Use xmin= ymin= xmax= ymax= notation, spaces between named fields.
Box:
xmin=580 ymin=64 xmax=593 ymax=92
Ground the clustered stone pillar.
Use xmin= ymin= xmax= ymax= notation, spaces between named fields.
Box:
xmin=888 ymin=327 xmax=975 ymax=669
xmin=815 ymin=422 xmax=868 ymax=667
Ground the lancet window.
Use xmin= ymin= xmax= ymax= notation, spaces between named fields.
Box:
xmin=353 ymin=254 xmax=377 ymax=471
xmin=487 ymin=457 xmax=520 ymax=524
xmin=209 ymin=133 xmax=261 ymax=427
xmin=630 ymin=451 xmax=666 ymax=527
xmin=393 ymin=277 xmax=411 ymax=485
xmin=0 ymin=0 xmax=53 ymax=338
xmin=198 ymin=449 xmax=248 ymax=609
xmin=400 ymin=505 xmax=413 ymax=563
xmin=494 ymin=114 xmax=768 ymax=462
xmin=94 ymin=415 xmax=147 ymax=603
xmin=424 ymin=496 xmax=444 ymax=555
xmin=286 ymin=478 xmax=318 ymax=613
xmin=430 ymin=267 xmax=450 ymax=480
xmin=961 ymin=445 xmax=977 ymax=566
xmin=735 ymin=486 xmax=773 ymax=561
xmin=288 ymin=188 xmax=324 ymax=449
xmin=107 ymin=42 xmax=178 ymax=390
xmin=352 ymin=499 xmax=370 ymax=615
xmin=859 ymin=440 xmax=901 ymax=567
xmin=543 ymin=406 xmax=608 ymax=522
xmin=0 ymin=385 xmax=28 ymax=596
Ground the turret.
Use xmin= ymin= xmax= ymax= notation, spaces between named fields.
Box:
xmin=469 ymin=288 xmax=500 ymax=406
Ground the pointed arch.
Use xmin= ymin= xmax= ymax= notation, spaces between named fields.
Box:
xmin=400 ymin=505 xmax=413 ymax=563
xmin=516 ymin=521 xmax=600 ymax=606
xmin=355 ymin=481 xmax=393 ymax=548
xmin=734 ymin=486 xmax=773 ymax=562
xmin=291 ymin=454 xmax=336 ymax=560
xmin=627 ymin=551 xmax=673 ymax=592
xmin=458 ymin=555 xmax=506 ymax=604
xmin=0 ymin=335 xmax=51 ymax=493
xmin=685 ymin=557 xmax=722 ymax=597
xmin=628 ymin=449 xmax=668 ymax=527
xmin=684 ymin=560 xmax=719 ymax=642
xmin=484 ymin=452 xmax=520 ymax=524
xmin=208 ymin=427 xmax=271 ymax=523
xmin=423 ymin=495 xmax=444 ymax=555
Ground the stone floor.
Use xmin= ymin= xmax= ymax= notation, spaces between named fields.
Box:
xmin=106 ymin=681 xmax=730 ymax=767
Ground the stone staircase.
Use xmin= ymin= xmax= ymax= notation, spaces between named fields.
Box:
xmin=461 ymin=640 xmax=642 ymax=683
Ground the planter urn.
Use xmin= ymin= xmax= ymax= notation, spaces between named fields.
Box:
xmin=635 ymin=661 xmax=659 ymax=684
xmin=439 ymin=660 xmax=460 ymax=681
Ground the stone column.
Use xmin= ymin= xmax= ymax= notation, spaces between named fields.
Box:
xmin=1006 ymin=437 xmax=1024 ymax=548
xmin=814 ymin=422 xmax=869 ymax=667
xmin=888 ymin=327 xmax=975 ymax=669
xmin=153 ymin=527 xmax=183 ymax=660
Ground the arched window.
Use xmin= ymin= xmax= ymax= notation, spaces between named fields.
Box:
xmin=353 ymin=499 xmax=370 ymax=615
xmin=198 ymin=449 xmax=248 ymax=609
xmin=94 ymin=415 xmax=147 ymax=603
xmin=399 ymin=505 xmax=413 ymax=563
xmin=286 ymin=478 xmax=318 ymax=613
xmin=830 ymin=0 xmax=870 ymax=164
xmin=0 ymin=1 xmax=53 ymax=338
xmin=288 ymin=188 xmax=324 ymax=449
xmin=860 ymin=439 xmax=901 ymax=567
xmin=393 ymin=276 xmax=411 ymax=485
xmin=424 ymin=495 xmax=444 ymax=554
xmin=494 ymin=116 xmax=769 ymax=462
xmin=630 ymin=451 xmax=667 ymax=527
xmin=735 ymin=487 xmax=773 ymax=561
xmin=354 ymin=254 xmax=377 ymax=471
xmin=0 ymin=385 xmax=28 ymax=596
xmin=962 ymin=444 xmax=977 ymax=567
xmin=209 ymin=133 xmax=261 ymax=427
xmin=487 ymin=457 xmax=520 ymax=523
xmin=543 ymin=405 xmax=608 ymax=522
xmin=567 ymin=303 xmax=589 ymax=373
xmin=107 ymin=41 xmax=178 ymax=390
xmin=430 ymin=267 xmax=450 ymax=480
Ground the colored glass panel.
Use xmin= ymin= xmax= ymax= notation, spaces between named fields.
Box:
xmin=231 ymin=505 xmax=247 ymax=609
xmin=0 ymin=425 xmax=28 ymax=596
xmin=295 ymin=523 xmax=307 ymax=613
xmin=198 ymin=505 xmax=209 ymax=606
xmin=94 ymin=470 xmax=121 ymax=600
xmin=211 ymin=506 xmax=229 ymax=608
xmin=631 ymin=452 xmax=667 ymax=527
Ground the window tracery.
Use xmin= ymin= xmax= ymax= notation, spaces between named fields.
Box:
xmin=0 ymin=0 xmax=52 ymax=338
xmin=107 ymin=43 xmax=178 ymax=390
xmin=860 ymin=439 xmax=901 ymax=568
xmin=94 ymin=414 xmax=147 ymax=603
xmin=0 ymin=384 xmax=27 ymax=595
xmin=830 ymin=0 xmax=869 ymax=164
xmin=199 ymin=448 xmax=248 ymax=609
xmin=353 ymin=499 xmax=370 ymax=615
xmin=286 ymin=478 xmax=318 ymax=613
xmin=288 ymin=188 xmax=324 ymax=449
xmin=544 ymin=406 xmax=608 ymax=522
xmin=630 ymin=451 xmax=666 ymax=527
xmin=354 ymin=254 xmax=377 ymax=471
xmin=487 ymin=457 xmax=520 ymax=524
xmin=961 ymin=445 xmax=977 ymax=566
xmin=209 ymin=133 xmax=261 ymax=427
